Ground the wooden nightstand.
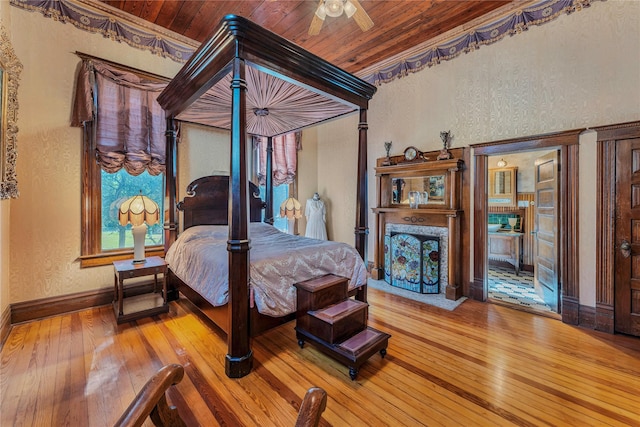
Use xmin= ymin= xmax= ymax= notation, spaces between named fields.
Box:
xmin=113 ymin=256 xmax=169 ymax=324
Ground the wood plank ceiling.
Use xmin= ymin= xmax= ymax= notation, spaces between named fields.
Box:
xmin=98 ymin=0 xmax=516 ymax=74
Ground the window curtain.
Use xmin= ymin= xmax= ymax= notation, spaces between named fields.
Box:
xmin=71 ymin=59 xmax=167 ymax=176
xmin=256 ymin=132 xmax=301 ymax=186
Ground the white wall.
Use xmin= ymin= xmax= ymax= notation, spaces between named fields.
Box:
xmin=297 ymin=127 xmax=319 ymax=237
xmin=320 ymin=0 xmax=640 ymax=307
xmin=316 ymin=114 xmax=360 ymax=245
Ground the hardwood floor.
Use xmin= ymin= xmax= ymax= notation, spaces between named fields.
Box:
xmin=2 ymin=288 xmax=640 ymax=426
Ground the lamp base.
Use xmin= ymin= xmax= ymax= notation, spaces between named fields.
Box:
xmin=132 ymin=224 xmax=148 ymax=263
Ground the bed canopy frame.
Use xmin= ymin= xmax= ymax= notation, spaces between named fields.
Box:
xmin=157 ymin=15 xmax=376 ymax=378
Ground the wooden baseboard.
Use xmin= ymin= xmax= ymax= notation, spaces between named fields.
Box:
xmin=469 ymin=278 xmax=484 ymax=301
xmin=0 ymin=305 xmax=11 ymax=349
xmin=10 ymin=281 xmax=156 ymax=325
xmin=578 ymin=304 xmax=597 ymax=330
xmin=595 ymin=302 xmax=614 ymax=333
xmin=561 ymin=296 xmax=580 ymax=325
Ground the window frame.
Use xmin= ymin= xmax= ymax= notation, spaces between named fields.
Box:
xmin=79 ymin=122 xmax=164 ymax=268
xmin=76 ymin=54 xmax=169 ymax=268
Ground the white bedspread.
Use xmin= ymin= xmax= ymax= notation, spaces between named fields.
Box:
xmin=165 ymin=222 xmax=368 ymax=317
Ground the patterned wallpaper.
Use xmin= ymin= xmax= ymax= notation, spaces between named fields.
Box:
xmin=7 ymin=8 xmax=182 ymax=303
xmin=366 ymin=0 xmax=639 ymax=158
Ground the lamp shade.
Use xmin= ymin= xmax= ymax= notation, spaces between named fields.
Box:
xmin=118 ymin=193 xmax=160 ymax=227
xmin=280 ymin=197 xmax=302 ymax=219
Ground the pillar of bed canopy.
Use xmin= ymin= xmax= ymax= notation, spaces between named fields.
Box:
xmin=226 ymin=57 xmax=253 ymax=378
xmin=164 ymin=117 xmax=178 ymax=256
xmin=264 ymin=137 xmax=274 ymax=225
xmin=355 ymin=107 xmax=369 ymax=302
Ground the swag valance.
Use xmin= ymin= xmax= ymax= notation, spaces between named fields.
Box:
xmin=71 ymin=59 xmax=167 ymax=176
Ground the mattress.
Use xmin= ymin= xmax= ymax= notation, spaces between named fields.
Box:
xmin=165 ymin=222 xmax=368 ymax=316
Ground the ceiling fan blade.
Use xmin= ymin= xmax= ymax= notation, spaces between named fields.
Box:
xmin=308 ymin=0 xmax=325 ymax=36
xmin=308 ymin=14 xmax=324 ymax=36
xmin=350 ymin=0 xmax=374 ymax=32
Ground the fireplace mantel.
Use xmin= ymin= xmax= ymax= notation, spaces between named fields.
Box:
xmin=372 ymin=156 xmax=464 ymax=300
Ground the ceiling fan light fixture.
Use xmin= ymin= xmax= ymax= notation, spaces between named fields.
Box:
xmin=324 ymin=0 xmax=344 ymax=18
xmin=344 ymin=1 xmax=357 ymax=18
xmin=315 ymin=4 xmax=327 ymax=20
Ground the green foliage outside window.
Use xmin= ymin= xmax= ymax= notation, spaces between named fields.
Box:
xmin=101 ymin=169 xmax=164 ymax=251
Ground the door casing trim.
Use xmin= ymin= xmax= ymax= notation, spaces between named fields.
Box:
xmin=471 ymin=129 xmax=582 ymax=325
xmin=595 ymin=120 xmax=640 ymax=333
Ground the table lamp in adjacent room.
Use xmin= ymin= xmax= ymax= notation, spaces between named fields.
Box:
xmin=118 ymin=192 xmax=160 ymax=263
xmin=280 ymin=196 xmax=302 ymax=234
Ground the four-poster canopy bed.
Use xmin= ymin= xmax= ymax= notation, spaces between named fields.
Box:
xmin=157 ymin=15 xmax=377 ymax=378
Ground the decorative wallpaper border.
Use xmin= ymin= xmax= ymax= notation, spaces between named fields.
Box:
xmin=360 ymin=0 xmax=598 ymax=85
xmin=10 ymin=0 xmax=197 ymax=63
xmin=10 ymin=0 xmax=599 ymax=86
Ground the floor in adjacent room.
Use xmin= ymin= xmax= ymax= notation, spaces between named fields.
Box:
xmin=488 ymin=265 xmax=555 ymax=315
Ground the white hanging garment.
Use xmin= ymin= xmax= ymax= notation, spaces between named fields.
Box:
xmin=305 ymin=197 xmax=327 ymax=240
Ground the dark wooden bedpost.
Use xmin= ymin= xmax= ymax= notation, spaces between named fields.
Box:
xmin=164 ymin=117 xmax=178 ymax=254
xmin=264 ymin=136 xmax=274 ymax=225
xmin=355 ymin=107 xmax=369 ymax=303
xmin=226 ymin=55 xmax=253 ymax=378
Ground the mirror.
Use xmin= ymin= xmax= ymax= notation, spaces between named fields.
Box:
xmin=391 ymin=175 xmax=445 ymax=206
xmin=0 ymin=23 xmax=22 ymax=199
xmin=489 ymin=167 xmax=517 ymax=206
xmin=493 ymin=170 xmax=512 ymax=194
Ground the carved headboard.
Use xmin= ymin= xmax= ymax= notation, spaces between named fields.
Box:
xmin=177 ymin=175 xmax=265 ymax=230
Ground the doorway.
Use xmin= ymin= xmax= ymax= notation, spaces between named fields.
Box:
xmin=486 ymin=150 xmax=558 ymax=315
xmin=471 ymin=130 xmax=581 ymax=324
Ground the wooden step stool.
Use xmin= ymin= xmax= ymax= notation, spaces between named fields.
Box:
xmin=294 ymin=274 xmax=390 ymax=380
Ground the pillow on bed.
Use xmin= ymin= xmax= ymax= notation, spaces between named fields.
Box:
xmin=178 ymin=222 xmax=280 ymax=244
xmin=178 ymin=225 xmax=228 ymax=243
xmin=249 ymin=221 xmax=280 ymax=235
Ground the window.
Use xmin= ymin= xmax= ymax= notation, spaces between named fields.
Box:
xmin=259 ymin=183 xmax=289 ymax=233
xmin=101 ymin=169 xmax=164 ymax=251
xmin=253 ymin=132 xmax=301 ymax=233
xmin=74 ymin=57 xmax=168 ymax=267
xmin=80 ymin=136 xmax=166 ymax=268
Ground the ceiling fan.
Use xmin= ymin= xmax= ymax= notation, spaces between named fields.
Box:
xmin=308 ymin=0 xmax=374 ymax=36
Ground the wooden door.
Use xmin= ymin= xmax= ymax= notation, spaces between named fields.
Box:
xmin=534 ymin=151 xmax=560 ymax=312
xmin=614 ymin=137 xmax=640 ymax=336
